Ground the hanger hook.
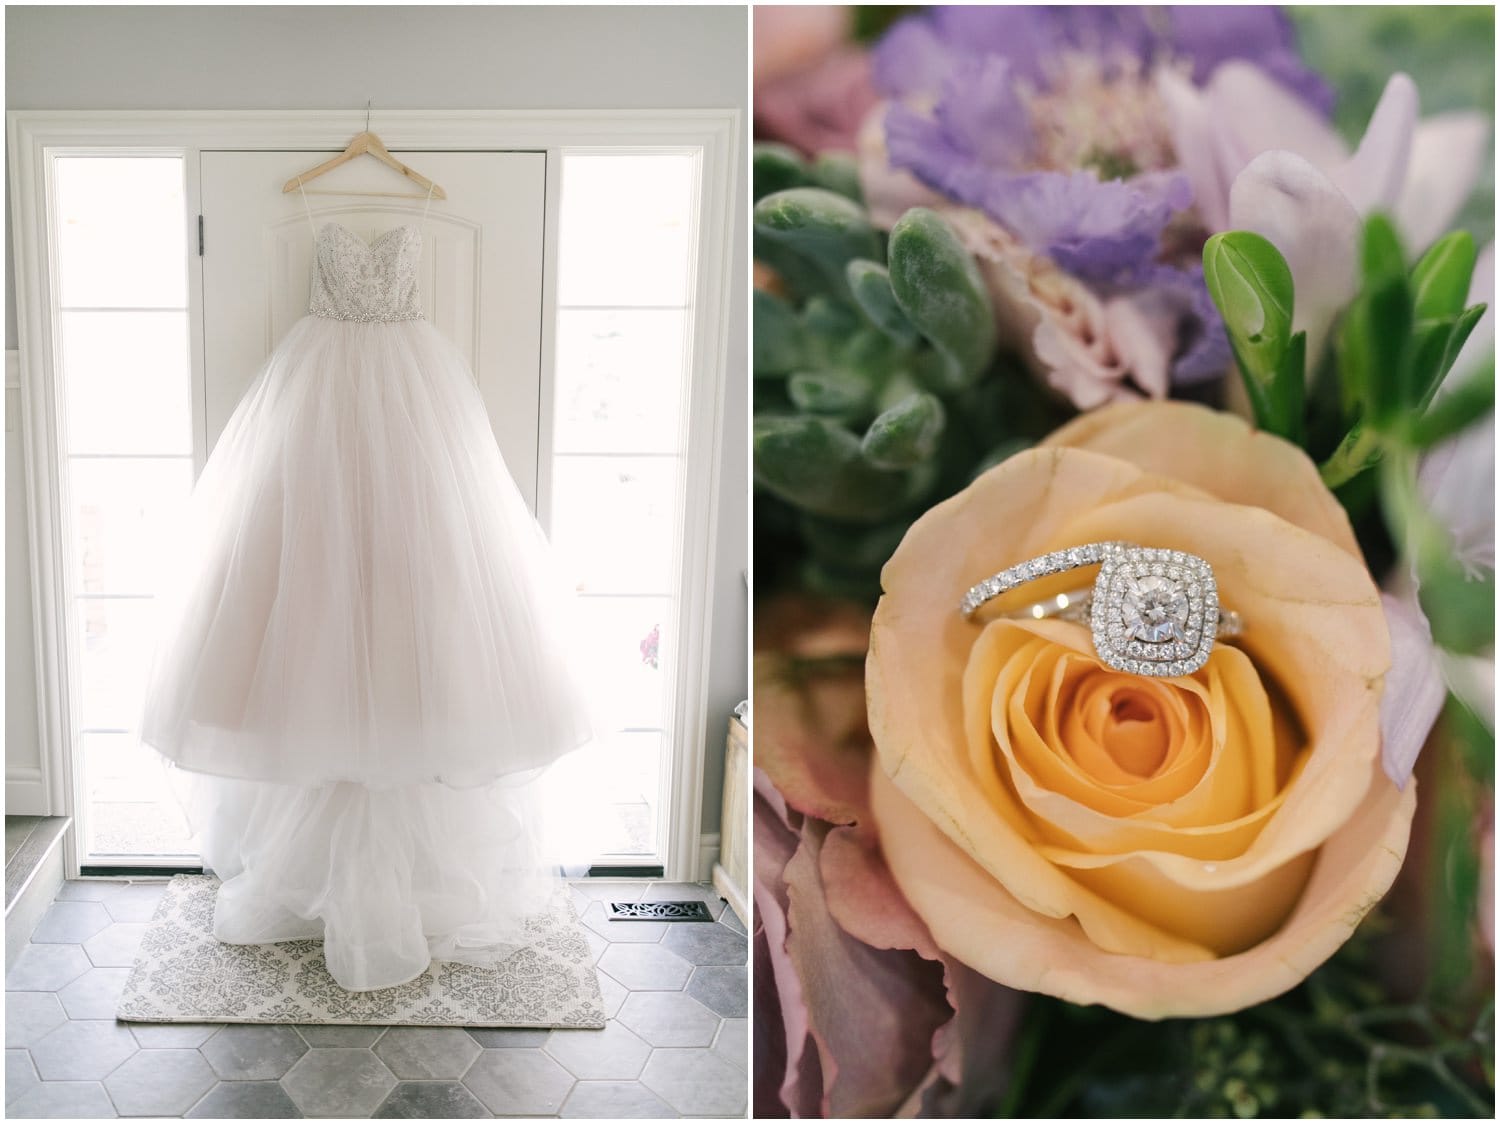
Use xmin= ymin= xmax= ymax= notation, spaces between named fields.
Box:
xmin=364 ymin=99 xmax=372 ymax=133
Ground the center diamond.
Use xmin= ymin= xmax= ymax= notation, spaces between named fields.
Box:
xmin=1120 ymin=575 xmax=1189 ymax=643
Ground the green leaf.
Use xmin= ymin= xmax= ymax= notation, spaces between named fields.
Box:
xmin=1411 ymin=230 xmax=1476 ymax=321
xmin=1406 ymin=362 xmax=1494 ymax=448
xmin=786 ymin=369 xmax=875 ymax=417
xmin=1202 ymin=232 xmax=1302 ymax=441
xmin=809 ymin=152 xmax=863 ymax=204
xmin=752 ymin=143 xmax=809 ymax=201
xmin=1320 ymin=423 xmax=1383 ymax=489
xmin=753 ymin=415 xmax=931 ymax=521
xmin=1360 ymin=211 xmax=1406 ymax=287
xmin=1419 ymin=556 xmax=1496 ymax=655
xmin=754 ymin=188 xmax=883 ymax=301
xmin=886 ymin=207 xmax=996 ymax=393
xmin=752 ymin=289 xmax=803 ymax=378
xmin=861 ymin=392 xmax=945 ymax=468
xmin=1338 ymin=273 xmax=1413 ymax=426
xmin=846 ymin=259 xmax=919 ymax=347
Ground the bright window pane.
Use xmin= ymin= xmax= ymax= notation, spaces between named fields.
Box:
xmin=554 ymin=310 xmax=687 ymax=454
xmin=76 ymin=598 xmax=157 ymax=731
xmin=576 ymin=595 xmax=672 ymax=730
xmin=558 ymin=152 xmax=696 ymax=307
xmin=83 ymin=733 xmax=192 ymax=857
xmin=60 ymin=311 xmax=192 ymax=454
xmin=551 ymin=456 xmax=679 ymax=596
xmin=69 ymin=458 xmax=193 ymax=596
xmin=54 ymin=156 xmax=187 ymax=308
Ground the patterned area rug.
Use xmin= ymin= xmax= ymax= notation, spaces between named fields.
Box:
xmin=116 ymin=875 xmax=606 ymax=1027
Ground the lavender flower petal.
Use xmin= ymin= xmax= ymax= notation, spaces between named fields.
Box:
xmin=1167 ymin=6 xmax=1335 ymax=114
xmin=985 ymin=169 xmax=1192 ymax=281
xmin=1124 ymin=263 xmax=1233 ymax=384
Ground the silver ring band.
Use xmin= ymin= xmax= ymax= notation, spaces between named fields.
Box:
xmin=961 ymin=543 xmax=1242 ymax=678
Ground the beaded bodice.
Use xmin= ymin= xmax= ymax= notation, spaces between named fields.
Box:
xmin=309 ymin=222 xmax=424 ymax=323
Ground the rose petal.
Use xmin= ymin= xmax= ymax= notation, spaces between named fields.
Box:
xmin=752 ymin=774 xmax=817 ymax=1117
xmin=784 ymin=820 xmax=951 ymax=1118
xmin=1044 ymin=400 xmax=1361 ymax=557
xmin=1378 ymin=593 xmax=1446 ymax=787
xmin=871 ymin=756 xmax=1416 ymax=1019
xmin=1228 ymin=149 xmax=1362 ymax=365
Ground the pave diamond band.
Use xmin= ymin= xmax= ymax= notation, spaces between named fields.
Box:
xmin=960 ymin=543 xmax=1242 ymax=678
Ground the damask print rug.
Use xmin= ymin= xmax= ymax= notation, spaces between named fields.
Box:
xmin=116 ymin=875 xmax=606 ymax=1027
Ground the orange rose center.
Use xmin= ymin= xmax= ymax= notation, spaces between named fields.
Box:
xmin=1102 ymin=688 xmax=1170 ymax=778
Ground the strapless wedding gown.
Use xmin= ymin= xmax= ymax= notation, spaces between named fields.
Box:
xmin=140 ymin=210 xmax=594 ymax=991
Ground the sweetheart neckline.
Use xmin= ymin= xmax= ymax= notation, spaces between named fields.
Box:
xmin=318 ymin=221 xmax=419 ymax=249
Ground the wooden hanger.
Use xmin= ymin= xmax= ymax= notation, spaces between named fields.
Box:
xmin=281 ymin=103 xmax=446 ymax=199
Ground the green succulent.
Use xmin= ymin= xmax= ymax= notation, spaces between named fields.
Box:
xmin=752 ymin=145 xmax=1063 ymax=598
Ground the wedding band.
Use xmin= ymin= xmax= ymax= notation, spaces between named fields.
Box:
xmin=960 ymin=543 xmax=1242 ymax=678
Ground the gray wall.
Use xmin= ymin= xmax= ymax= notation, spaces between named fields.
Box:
xmin=5 ymin=4 xmax=748 ymax=844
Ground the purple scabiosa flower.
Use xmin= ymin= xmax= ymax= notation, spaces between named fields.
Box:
xmin=862 ymin=6 xmax=1328 ymax=408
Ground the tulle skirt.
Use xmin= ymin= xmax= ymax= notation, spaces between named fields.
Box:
xmin=139 ymin=314 xmax=596 ymax=990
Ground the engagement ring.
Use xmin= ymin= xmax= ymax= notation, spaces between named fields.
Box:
xmin=960 ymin=543 xmax=1243 ymax=678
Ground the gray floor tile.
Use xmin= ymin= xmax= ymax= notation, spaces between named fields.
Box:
xmin=373 ymin=1026 xmax=479 ymax=1079
xmin=583 ymin=928 xmax=608 ymax=964
xmin=101 ymin=884 xmax=168 ymax=924
xmin=56 ymin=966 xmax=130 ymax=1020
xmin=186 ymin=1080 xmax=303 ymax=1118
xmin=82 ymin=923 xmax=148 ymax=969
xmin=7 ymin=1047 xmax=39 ymax=1106
xmin=373 ymin=1080 xmax=489 ymax=1118
xmin=598 ymin=943 xmax=693 ymax=991
xmin=5 ymin=991 xmax=68 ymax=1048
xmin=6 ymin=943 xmax=92 ymax=992
xmin=465 ymin=1027 xmax=549 ymax=1048
xmin=54 ymin=880 xmax=124 ymax=903
xmin=546 ymin=1020 xmax=650 ymax=1080
xmin=201 ymin=1024 xmax=308 ymax=1080
xmin=281 ymin=1048 xmax=396 ymax=1117
xmin=618 ymin=990 xmax=721 ymax=1047
xmin=596 ymin=972 xmax=629 ymax=1019
xmin=104 ymin=1047 xmax=217 ymax=1116
xmin=581 ymin=901 xmax=669 ymax=943
xmin=6 ymin=1078 xmax=117 ymax=1118
xmin=29 ymin=1019 xmax=138 ymax=1080
xmin=642 ymin=1047 xmax=747 ymax=1116
xmin=686 ymin=964 xmax=748 ymax=1017
xmin=662 ymin=922 xmax=748 ymax=965
xmin=31 ymin=901 xmax=113 ymax=944
xmin=712 ymin=1017 xmax=747 ymax=1072
xmin=129 ymin=1022 xmax=219 ymax=1048
xmin=560 ymin=1079 xmax=679 ymax=1118
xmin=718 ymin=908 xmax=747 ymax=935
xmin=294 ymin=1025 xmax=386 ymax=1048
xmin=463 ymin=1047 xmax=576 ymax=1115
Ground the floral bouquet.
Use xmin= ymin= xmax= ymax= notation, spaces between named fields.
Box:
xmin=752 ymin=6 xmax=1494 ymax=1117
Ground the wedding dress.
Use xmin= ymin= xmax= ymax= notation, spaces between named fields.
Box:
xmin=139 ymin=186 xmax=594 ymax=991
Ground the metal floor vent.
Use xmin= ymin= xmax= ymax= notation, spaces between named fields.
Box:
xmin=608 ymin=900 xmax=714 ymax=922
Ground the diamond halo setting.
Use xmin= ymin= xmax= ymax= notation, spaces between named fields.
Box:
xmin=960 ymin=542 xmax=1237 ymax=678
xmin=1089 ymin=547 xmax=1217 ymax=677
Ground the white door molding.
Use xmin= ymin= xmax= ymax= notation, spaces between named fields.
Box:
xmin=8 ymin=108 xmax=739 ymax=880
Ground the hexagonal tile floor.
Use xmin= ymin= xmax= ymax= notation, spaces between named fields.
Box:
xmin=6 ymin=879 xmax=747 ymax=1118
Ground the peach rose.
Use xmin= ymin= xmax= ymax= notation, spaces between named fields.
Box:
xmin=865 ymin=401 xmax=1417 ymax=1019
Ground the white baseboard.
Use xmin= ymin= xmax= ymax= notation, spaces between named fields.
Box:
xmin=696 ymin=832 xmax=720 ymax=883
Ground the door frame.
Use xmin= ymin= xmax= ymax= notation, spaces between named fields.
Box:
xmin=8 ymin=108 xmax=739 ymax=881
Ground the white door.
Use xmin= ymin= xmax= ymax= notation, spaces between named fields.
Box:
xmin=198 ymin=150 xmax=546 ymax=504
xmin=75 ymin=150 xmax=549 ymax=864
